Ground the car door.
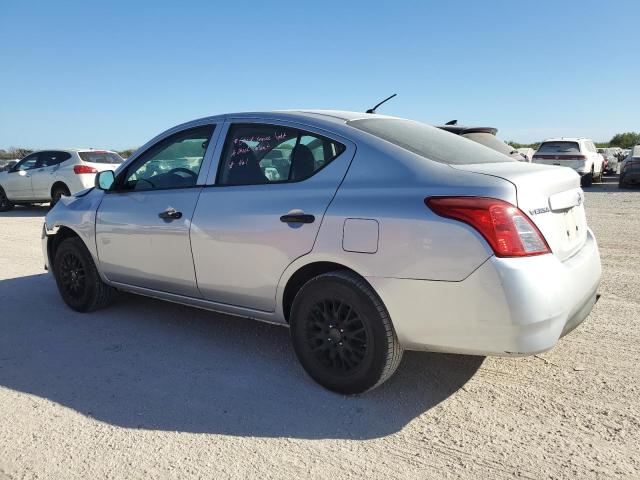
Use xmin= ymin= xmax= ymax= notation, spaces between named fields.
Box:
xmin=190 ymin=120 xmax=356 ymax=312
xmin=3 ymin=153 xmax=39 ymax=199
xmin=95 ymin=123 xmax=219 ymax=297
xmin=31 ymin=151 xmax=72 ymax=199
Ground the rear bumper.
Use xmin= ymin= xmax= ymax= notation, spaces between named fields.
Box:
xmin=368 ymin=229 xmax=601 ymax=356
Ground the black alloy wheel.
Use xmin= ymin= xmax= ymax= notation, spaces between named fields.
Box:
xmin=290 ymin=270 xmax=403 ymax=394
xmin=304 ymin=297 xmax=369 ymax=374
xmin=59 ymin=250 xmax=87 ymax=300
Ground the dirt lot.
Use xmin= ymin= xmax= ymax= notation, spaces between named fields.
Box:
xmin=0 ymin=176 xmax=638 ymax=479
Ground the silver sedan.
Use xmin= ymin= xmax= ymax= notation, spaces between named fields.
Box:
xmin=42 ymin=110 xmax=602 ymax=394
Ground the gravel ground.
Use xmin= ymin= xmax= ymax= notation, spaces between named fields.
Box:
xmin=0 ymin=176 xmax=638 ymax=479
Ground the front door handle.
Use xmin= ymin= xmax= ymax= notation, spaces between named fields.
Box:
xmin=158 ymin=208 xmax=182 ymax=220
xmin=280 ymin=213 xmax=315 ymax=224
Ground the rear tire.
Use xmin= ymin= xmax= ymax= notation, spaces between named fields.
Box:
xmin=0 ymin=187 xmax=14 ymax=212
xmin=50 ymin=184 xmax=70 ymax=208
xmin=619 ymin=175 xmax=629 ymax=189
xmin=53 ymin=237 xmax=116 ymax=312
xmin=581 ymin=172 xmax=593 ymax=187
xmin=290 ymin=270 xmax=403 ymax=395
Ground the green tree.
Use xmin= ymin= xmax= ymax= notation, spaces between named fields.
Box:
xmin=609 ymin=132 xmax=640 ymax=149
xmin=117 ymin=149 xmax=137 ymax=159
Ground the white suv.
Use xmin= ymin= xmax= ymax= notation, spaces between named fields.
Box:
xmin=532 ymin=138 xmax=604 ymax=187
xmin=0 ymin=149 xmax=124 ymax=210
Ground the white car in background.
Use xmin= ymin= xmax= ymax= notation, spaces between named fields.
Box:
xmin=532 ymin=138 xmax=604 ymax=187
xmin=516 ymin=148 xmax=535 ymax=162
xmin=0 ymin=149 xmax=123 ymax=210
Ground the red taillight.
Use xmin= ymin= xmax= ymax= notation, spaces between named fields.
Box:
xmin=73 ymin=165 xmax=98 ymax=174
xmin=425 ymin=197 xmax=551 ymax=257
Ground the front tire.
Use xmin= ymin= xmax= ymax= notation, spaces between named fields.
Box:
xmin=0 ymin=187 xmax=14 ymax=211
xmin=53 ymin=237 xmax=116 ymax=312
xmin=290 ymin=271 xmax=403 ymax=394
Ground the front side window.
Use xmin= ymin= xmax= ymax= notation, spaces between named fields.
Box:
xmin=14 ymin=153 xmax=39 ymax=171
xmin=218 ymin=124 xmax=346 ymax=185
xmin=120 ymin=125 xmax=214 ymax=191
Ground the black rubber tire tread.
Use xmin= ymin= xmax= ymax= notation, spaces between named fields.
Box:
xmin=53 ymin=237 xmax=116 ymax=312
xmin=290 ymin=270 xmax=403 ymax=394
xmin=0 ymin=187 xmax=14 ymax=211
xmin=619 ymin=175 xmax=629 ymax=189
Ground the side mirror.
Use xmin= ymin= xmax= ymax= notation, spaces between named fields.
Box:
xmin=95 ymin=170 xmax=115 ymax=191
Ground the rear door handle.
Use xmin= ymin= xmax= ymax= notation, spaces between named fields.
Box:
xmin=158 ymin=208 xmax=182 ymax=220
xmin=280 ymin=213 xmax=315 ymax=224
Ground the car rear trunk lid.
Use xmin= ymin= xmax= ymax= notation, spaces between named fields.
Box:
xmin=450 ymin=162 xmax=587 ymax=261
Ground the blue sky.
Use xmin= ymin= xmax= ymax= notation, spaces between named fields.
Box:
xmin=0 ymin=0 xmax=638 ymax=150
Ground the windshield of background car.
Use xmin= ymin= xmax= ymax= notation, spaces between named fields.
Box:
xmin=79 ymin=151 xmax=124 ymax=164
xmin=347 ymin=118 xmax=514 ymax=165
xmin=460 ymin=132 xmax=519 ymax=158
xmin=536 ymin=142 xmax=581 ymax=154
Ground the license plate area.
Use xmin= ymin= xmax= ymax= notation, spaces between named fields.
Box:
xmin=563 ymin=208 xmax=579 ymax=245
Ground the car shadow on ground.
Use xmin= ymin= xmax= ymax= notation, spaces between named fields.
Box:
xmin=586 ymin=174 xmax=640 ymax=193
xmin=0 ymin=273 xmax=483 ymax=440
xmin=0 ymin=204 xmax=49 ymax=217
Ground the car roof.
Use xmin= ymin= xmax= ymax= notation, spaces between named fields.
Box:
xmin=27 ymin=148 xmax=118 ymax=153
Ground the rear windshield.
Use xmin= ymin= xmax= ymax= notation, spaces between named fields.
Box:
xmin=536 ymin=142 xmax=581 ymax=154
xmin=347 ymin=118 xmax=514 ymax=165
xmin=79 ymin=151 xmax=124 ymax=164
xmin=461 ymin=132 xmax=521 ymax=158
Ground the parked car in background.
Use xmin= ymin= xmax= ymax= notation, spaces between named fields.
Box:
xmin=619 ymin=145 xmax=640 ymax=188
xmin=0 ymin=149 xmax=123 ymax=211
xmin=0 ymin=159 xmax=20 ymax=172
xmin=598 ymin=148 xmax=620 ymax=174
xmin=42 ymin=110 xmax=601 ymax=394
xmin=436 ymin=122 xmax=527 ymax=161
xmin=516 ymin=148 xmax=535 ymax=162
xmin=533 ymin=138 xmax=604 ymax=187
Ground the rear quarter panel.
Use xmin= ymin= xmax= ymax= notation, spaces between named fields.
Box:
xmin=281 ymin=139 xmax=517 ymax=284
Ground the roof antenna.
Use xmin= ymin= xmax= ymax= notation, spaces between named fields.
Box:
xmin=445 ymin=119 xmax=457 ymax=125
xmin=366 ymin=93 xmax=397 ymax=114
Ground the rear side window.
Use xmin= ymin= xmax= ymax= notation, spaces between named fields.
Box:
xmin=218 ymin=124 xmax=346 ymax=185
xmin=37 ymin=151 xmax=72 ymax=167
xmin=79 ymin=151 xmax=124 ymax=164
xmin=537 ymin=142 xmax=581 ymax=154
xmin=347 ymin=118 xmax=514 ymax=165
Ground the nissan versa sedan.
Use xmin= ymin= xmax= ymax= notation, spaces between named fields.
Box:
xmin=42 ymin=111 xmax=602 ymax=394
